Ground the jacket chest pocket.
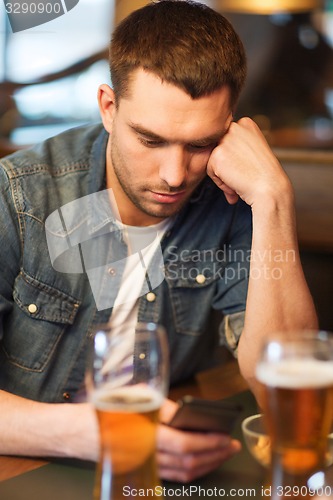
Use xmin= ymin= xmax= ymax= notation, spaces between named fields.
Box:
xmin=3 ymin=272 xmax=80 ymax=372
xmin=164 ymin=255 xmax=224 ymax=336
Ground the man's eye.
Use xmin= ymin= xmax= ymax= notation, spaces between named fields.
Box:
xmin=187 ymin=143 xmax=216 ymax=152
xmin=139 ymin=137 xmax=163 ymax=148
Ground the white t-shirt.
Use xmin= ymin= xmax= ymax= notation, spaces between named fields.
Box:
xmin=107 ymin=217 xmax=172 ymax=343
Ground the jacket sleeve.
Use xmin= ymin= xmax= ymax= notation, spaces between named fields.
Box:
xmin=0 ymin=161 xmax=22 ymax=341
xmin=212 ymin=199 xmax=252 ymax=356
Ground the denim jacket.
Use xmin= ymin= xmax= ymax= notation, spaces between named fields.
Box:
xmin=0 ymin=124 xmax=252 ymax=403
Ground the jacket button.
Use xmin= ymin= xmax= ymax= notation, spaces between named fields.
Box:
xmin=146 ymin=292 xmax=156 ymax=302
xmin=195 ymin=274 xmax=206 ymax=284
xmin=28 ymin=303 xmax=38 ymax=314
xmin=63 ymin=392 xmax=71 ymax=400
xmin=108 ymin=267 xmax=116 ymax=276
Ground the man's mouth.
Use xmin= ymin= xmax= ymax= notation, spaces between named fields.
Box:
xmin=150 ymin=190 xmax=187 ymax=204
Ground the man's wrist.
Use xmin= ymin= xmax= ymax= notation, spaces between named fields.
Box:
xmin=251 ymin=179 xmax=295 ymax=220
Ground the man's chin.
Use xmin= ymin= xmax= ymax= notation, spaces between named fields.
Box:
xmin=144 ymin=200 xmax=188 ymax=220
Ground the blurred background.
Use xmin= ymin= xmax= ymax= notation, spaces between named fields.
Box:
xmin=0 ymin=0 xmax=332 ymax=330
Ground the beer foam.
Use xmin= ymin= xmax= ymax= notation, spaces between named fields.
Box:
xmin=256 ymin=358 xmax=333 ymax=388
xmin=92 ymin=384 xmax=163 ymax=412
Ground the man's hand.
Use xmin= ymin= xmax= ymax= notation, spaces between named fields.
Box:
xmin=81 ymin=398 xmax=240 ymax=482
xmin=207 ymin=117 xmax=291 ymax=207
xmin=157 ymin=399 xmax=241 ymax=483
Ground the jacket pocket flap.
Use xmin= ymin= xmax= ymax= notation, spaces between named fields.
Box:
xmin=13 ymin=272 xmax=80 ymax=324
xmin=165 ymin=258 xmax=224 ymax=289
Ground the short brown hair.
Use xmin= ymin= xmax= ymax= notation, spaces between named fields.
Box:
xmin=110 ymin=0 xmax=247 ymax=109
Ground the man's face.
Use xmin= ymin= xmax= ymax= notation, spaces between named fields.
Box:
xmin=106 ymin=69 xmax=232 ymax=226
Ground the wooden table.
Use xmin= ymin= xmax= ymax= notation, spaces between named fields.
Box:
xmin=0 ymin=456 xmax=48 ymax=483
xmin=3 ymin=366 xmax=331 ymax=500
xmin=0 ymin=359 xmax=250 ymax=484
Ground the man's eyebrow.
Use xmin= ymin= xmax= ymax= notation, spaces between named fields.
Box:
xmin=189 ymin=130 xmax=227 ymax=146
xmin=128 ymin=122 xmax=227 ymax=145
xmin=129 ymin=123 xmax=165 ymax=141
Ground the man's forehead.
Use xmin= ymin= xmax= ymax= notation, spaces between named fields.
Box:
xmin=120 ymin=68 xmax=231 ymax=108
xmin=118 ymin=69 xmax=231 ymax=125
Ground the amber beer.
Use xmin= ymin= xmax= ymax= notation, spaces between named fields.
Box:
xmin=93 ymin=385 xmax=163 ymax=500
xmin=256 ymin=358 xmax=333 ymax=499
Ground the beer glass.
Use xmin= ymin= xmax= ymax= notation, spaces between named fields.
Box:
xmin=256 ymin=331 xmax=333 ymax=499
xmin=88 ymin=322 xmax=169 ymax=500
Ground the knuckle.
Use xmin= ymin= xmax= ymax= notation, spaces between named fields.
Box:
xmin=180 ymin=469 xmax=197 ymax=483
xmin=238 ymin=116 xmax=252 ymax=125
xmin=183 ymin=453 xmax=198 ymax=469
xmin=174 ymin=437 xmax=192 ymax=454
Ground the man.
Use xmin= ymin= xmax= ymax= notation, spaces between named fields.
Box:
xmin=0 ymin=0 xmax=317 ymax=483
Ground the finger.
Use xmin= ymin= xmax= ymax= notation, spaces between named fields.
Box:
xmin=158 ymin=440 xmax=241 ymax=483
xmin=159 ymin=398 xmax=179 ymax=424
xmin=158 ymin=439 xmax=241 ymax=469
xmin=208 ymin=173 xmax=239 ymax=205
xmin=224 ymin=192 xmax=239 ymax=205
xmin=208 ymin=172 xmax=224 ymax=188
xmin=159 ymin=459 xmax=222 ymax=483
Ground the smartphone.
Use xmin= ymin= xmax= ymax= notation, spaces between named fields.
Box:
xmin=168 ymin=395 xmax=243 ymax=434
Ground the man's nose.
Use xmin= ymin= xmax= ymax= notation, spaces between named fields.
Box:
xmin=159 ymin=147 xmax=188 ymax=188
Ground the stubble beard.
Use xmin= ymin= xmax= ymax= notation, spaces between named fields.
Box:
xmin=110 ymin=141 xmax=197 ymax=221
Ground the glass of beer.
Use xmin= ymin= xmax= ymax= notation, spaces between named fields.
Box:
xmin=88 ymin=322 xmax=169 ymax=500
xmin=256 ymin=330 xmax=333 ymax=500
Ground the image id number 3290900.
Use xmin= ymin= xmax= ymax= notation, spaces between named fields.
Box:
xmin=262 ymin=485 xmax=333 ymax=497
xmin=5 ymin=2 xmax=62 ymax=14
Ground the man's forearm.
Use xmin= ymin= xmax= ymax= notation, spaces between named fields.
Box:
xmin=0 ymin=390 xmax=99 ymax=461
xmin=238 ymin=188 xmax=318 ymax=396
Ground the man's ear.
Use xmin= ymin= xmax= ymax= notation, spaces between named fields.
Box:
xmin=98 ymin=84 xmax=117 ymax=133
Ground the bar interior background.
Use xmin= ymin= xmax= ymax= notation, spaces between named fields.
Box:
xmin=0 ymin=0 xmax=332 ymax=331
